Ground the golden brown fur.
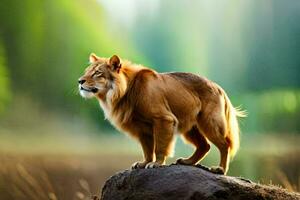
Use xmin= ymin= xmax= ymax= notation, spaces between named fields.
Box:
xmin=78 ymin=54 xmax=245 ymax=174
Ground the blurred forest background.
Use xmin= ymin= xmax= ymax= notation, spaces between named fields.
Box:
xmin=0 ymin=0 xmax=299 ymax=199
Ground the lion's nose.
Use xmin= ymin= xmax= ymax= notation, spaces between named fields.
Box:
xmin=78 ymin=79 xmax=86 ymax=84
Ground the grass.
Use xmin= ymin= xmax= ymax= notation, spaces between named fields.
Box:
xmin=0 ymin=152 xmax=298 ymax=200
xmin=0 ymin=153 xmax=139 ymax=200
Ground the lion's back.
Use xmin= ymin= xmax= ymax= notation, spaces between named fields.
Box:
xmin=163 ymin=72 xmax=218 ymax=95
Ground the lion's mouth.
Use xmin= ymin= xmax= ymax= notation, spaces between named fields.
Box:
xmin=80 ymin=86 xmax=98 ymax=93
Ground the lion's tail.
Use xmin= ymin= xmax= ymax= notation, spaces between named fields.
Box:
xmin=223 ymin=93 xmax=246 ymax=158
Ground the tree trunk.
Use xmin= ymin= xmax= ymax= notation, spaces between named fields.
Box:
xmin=100 ymin=164 xmax=300 ymax=200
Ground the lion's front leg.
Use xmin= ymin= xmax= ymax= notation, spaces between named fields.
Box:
xmin=145 ymin=116 xmax=176 ymax=169
xmin=131 ymin=134 xmax=154 ymax=169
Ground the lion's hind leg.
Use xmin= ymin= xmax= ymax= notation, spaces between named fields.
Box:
xmin=176 ymin=126 xmax=210 ymax=165
xmin=197 ymin=110 xmax=231 ymax=174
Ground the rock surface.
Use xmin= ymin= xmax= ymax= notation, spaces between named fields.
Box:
xmin=100 ymin=164 xmax=300 ymax=200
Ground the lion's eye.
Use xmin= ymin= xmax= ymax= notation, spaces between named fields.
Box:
xmin=93 ymin=70 xmax=103 ymax=77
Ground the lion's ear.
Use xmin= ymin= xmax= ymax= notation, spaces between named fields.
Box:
xmin=109 ymin=55 xmax=121 ymax=72
xmin=89 ymin=53 xmax=99 ymax=63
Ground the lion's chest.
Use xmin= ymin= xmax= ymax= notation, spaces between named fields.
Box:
xmin=99 ymin=102 xmax=122 ymax=130
xmin=99 ymin=101 xmax=112 ymax=120
xmin=98 ymin=101 xmax=149 ymax=137
xmin=98 ymin=101 xmax=127 ymax=131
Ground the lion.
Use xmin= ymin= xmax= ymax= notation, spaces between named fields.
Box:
xmin=78 ymin=53 xmax=245 ymax=174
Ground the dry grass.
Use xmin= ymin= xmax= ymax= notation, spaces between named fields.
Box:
xmin=0 ymin=153 xmax=138 ymax=200
xmin=275 ymin=151 xmax=300 ymax=192
xmin=0 ymin=133 xmax=299 ymax=199
xmin=0 ymin=152 xmax=299 ymax=200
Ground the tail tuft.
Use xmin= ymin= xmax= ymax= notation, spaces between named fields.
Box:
xmin=235 ymin=106 xmax=247 ymax=118
xmin=224 ymin=96 xmax=246 ymax=158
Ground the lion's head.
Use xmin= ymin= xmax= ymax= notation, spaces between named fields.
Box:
xmin=78 ymin=53 xmax=121 ymax=99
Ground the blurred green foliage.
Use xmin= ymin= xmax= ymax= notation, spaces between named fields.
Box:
xmin=0 ymin=0 xmax=299 ymax=133
xmin=0 ymin=40 xmax=11 ymax=113
xmin=0 ymin=0 xmax=147 ymax=128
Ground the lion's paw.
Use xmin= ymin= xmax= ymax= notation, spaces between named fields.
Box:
xmin=131 ymin=161 xmax=147 ymax=169
xmin=210 ymin=166 xmax=225 ymax=175
xmin=175 ymin=158 xmax=193 ymax=165
xmin=145 ymin=162 xmax=162 ymax=169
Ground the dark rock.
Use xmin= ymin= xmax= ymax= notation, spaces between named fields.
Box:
xmin=100 ymin=165 xmax=300 ymax=200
